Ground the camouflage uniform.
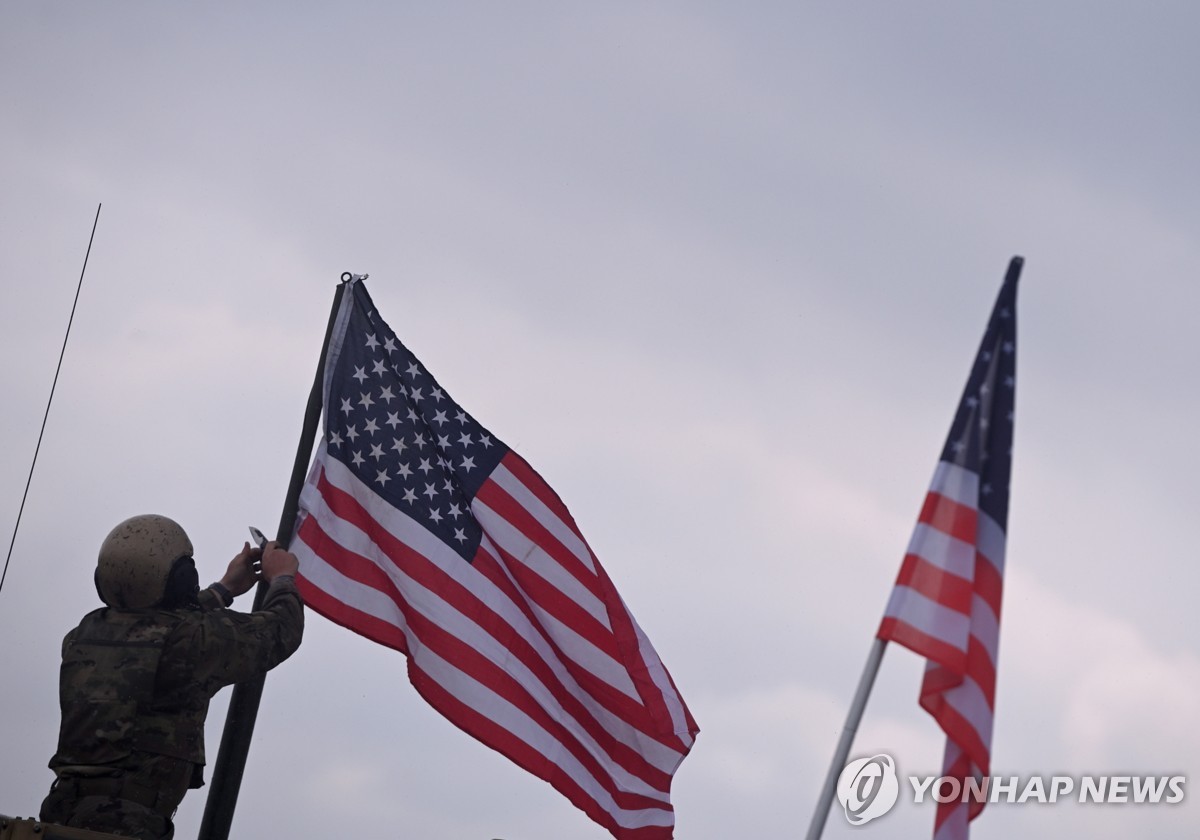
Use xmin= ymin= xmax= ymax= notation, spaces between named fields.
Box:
xmin=40 ymin=577 xmax=303 ymax=840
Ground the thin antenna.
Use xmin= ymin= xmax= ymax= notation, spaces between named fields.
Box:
xmin=0 ymin=203 xmax=101 ymax=597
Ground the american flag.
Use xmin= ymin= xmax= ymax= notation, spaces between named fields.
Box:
xmin=877 ymin=258 xmax=1021 ymax=840
xmin=291 ymin=277 xmax=698 ymax=839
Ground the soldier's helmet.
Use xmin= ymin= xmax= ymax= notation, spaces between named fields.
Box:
xmin=96 ymin=514 xmax=195 ymax=609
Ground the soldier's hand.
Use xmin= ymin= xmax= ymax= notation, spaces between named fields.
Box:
xmin=220 ymin=542 xmax=261 ymax=596
xmin=261 ymin=540 xmax=300 ymax=582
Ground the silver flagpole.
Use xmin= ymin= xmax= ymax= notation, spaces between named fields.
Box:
xmin=805 ymin=637 xmax=888 ymax=840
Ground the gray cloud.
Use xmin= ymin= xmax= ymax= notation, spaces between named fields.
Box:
xmin=2 ymin=3 xmax=1196 ymax=838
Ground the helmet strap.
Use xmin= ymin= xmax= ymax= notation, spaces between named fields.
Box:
xmin=161 ymin=556 xmax=201 ymax=608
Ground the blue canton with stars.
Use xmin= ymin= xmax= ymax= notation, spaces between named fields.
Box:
xmin=939 ymin=258 xmax=1020 ymax=531
xmin=322 ymin=280 xmax=508 ymax=562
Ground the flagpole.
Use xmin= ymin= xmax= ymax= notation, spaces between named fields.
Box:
xmin=198 ymin=276 xmax=350 ymax=840
xmin=805 ymin=637 xmax=888 ymax=840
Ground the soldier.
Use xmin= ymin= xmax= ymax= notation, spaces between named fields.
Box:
xmin=38 ymin=514 xmax=304 ymax=840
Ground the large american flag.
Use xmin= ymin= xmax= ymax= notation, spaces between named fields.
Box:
xmin=877 ymin=258 xmax=1021 ymax=840
xmin=291 ymin=277 xmax=698 ymax=839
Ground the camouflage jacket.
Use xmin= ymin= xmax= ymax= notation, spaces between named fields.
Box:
xmin=48 ymin=576 xmax=303 ymax=790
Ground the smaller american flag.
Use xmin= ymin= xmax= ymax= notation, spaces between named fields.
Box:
xmin=292 ymin=277 xmax=697 ymax=840
xmin=877 ymin=257 xmax=1021 ymax=840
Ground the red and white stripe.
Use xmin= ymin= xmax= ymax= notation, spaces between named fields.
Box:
xmin=294 ymin=449 xmax=697 ymax=840
xmin=878 ymin=460 xmax=1005 ymax=839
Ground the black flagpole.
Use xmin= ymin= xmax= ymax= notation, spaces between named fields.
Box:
xmin=198 ymin=276 xmax=351 ymax=840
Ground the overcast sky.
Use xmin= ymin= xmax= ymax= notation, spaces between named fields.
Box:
xmin=2 ymin=3 xmax=1197 ymax=838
